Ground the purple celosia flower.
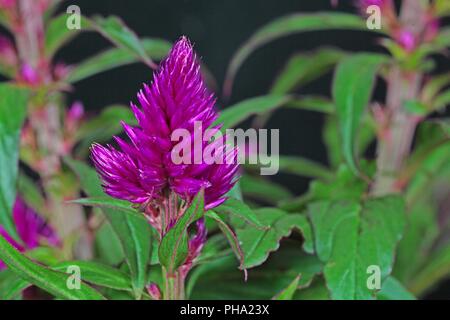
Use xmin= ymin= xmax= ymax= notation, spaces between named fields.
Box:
xmin=0 ymin=197 xmax=59 ymax=269
xmin=91 ymin=37 xmax=239 ymax=213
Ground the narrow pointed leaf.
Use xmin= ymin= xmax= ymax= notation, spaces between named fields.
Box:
xmin=378 ymin=277 xmax=416 ymax=300
xmin=224 ymin=13 xmax=376 ymax=96
xmin=159 ymin=191 xmax=204 ymax=272
xmin=215 ymin=95 xmax=290 ymax=129
xmin=240 ymin=175 xmax=293 ymax=204
xmin=214 ymin=198 xmax=265 ymax=229
xmin=69 ymin=197 xmax=140 ymax=218
xmin=286 ymin=96 xmax=335 ymax=114
xmin=67 ymin=38 xmax=171 ymax=83
xmin=92 ymin=16 xmax=156 ymax=69
xmin=53 ymin=261 xmax=132 ymax=292
xmin=206 ymin=211 xmax=245 ymax=269
xmin=332 ymin=53 xmax=387 ymax=175
xmin=409 ymin=244 xmax=450 ymax=296
xmin=0 ymin=235 xmax=105 ymax=300
xmin=272 ymin=274 xmax=301 ymax=300
xmin=271 ymin=48 xmax=344 ymax=94
xmin=0 ymin=85 xmax=29 ymax=241
xmin=45 ymin=14 xmax=92 ymax=57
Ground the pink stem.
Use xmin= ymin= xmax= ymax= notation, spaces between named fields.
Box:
xmin=371 ymin=1 xmax=427 ymax=196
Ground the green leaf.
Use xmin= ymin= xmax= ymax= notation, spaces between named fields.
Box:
xmin=52 ymin=261 xmax=132 ymax=292
xmin=323 ymin=116 xmax=344 ymax=168
xmin=403 ymin=100 xmax=428 ymax=116
xmin=92 ymin=16 xmax=156 ymax=69
xmin=67 ymin=38 xmax=171 ymax=83
xmin=205 ymin=211 xmax=245 ymax=270
xmin=261 ymin=155 xmax=334 ymax=180
xmin=95 ymin=220 xmax=125 ymax=266
xmin=422 ymin=73 xmax=450 ymax=103
xmin=294 ymin=276 xmax=330 ymax=300
xmin=280 ymin=164 xmax=369 ymax=212
xmin=308 ymin=196 xmax=405 ymax=299
xmin=226 ymin=181 xmax=243 ymax=201
xmin=0 ymin=260 xmax=133 ymax=299
xmin=214 ymin=197 xmax=265 ymax=229
xmin=216 ymin=95 xmax=290 ymax=129
xmin=286 ymin=95 xmax=335 ymax=114
xmin=406 ymin=137 xmax=450 ymax=205
xmin=76 ymin=104 xmax=134 ymax=138
xmin=378 ymin=277 xmax=416 ymax=300
xmin=428 ymin=27 xmax=450 ymax=53
xmin=237 ymin=208 xmax=313 ymax=269
xmin=323 ymin=114 xmax=376 ymax=170
xmin=409 ymin=244 xmax=450 ymax=296
xmin=436 ymin=0 xmax=450 ymax=16
xmin=45 ymin=14 xmax=92 ymax=57
xmin=245 ymin=155 xmax=334 ymax=181
xmin=25 ymin=247 xmax=61 ymax=266
xmin=393 ymin=204 xmax=438 ymax=284
xmin=240 ymin=175 xmax=293 ymax=205
xmin=224 ymin=12 xmax=375 ymax=96
xmin=0 ymin=235 xmax=105 ymax=300
xmin=0 ymin=11 xmax=10 ymax=32
xmin=64 ymin=157 xmax=151 ymax=299
xmin=69 ymin=197 xmax=141 ymax=218
xmin=332 ymin=53 xmax=387 ymax=176
xmin=17 ymin=172 xmax=46 ymax=215
xmin=0 ymin=85 xmax=30 ymax=241
xmin=189 ymin=243 xmax=322 ymax=300
xmin=433 ymin=90 xmax=450 ymax=112
xmin=159 ymin=191 xmax=204 ymax=272
xmin=271 ymin=48 xmax=344 ymax=94
xmin=0 ymin=269 xmax=29 ymax=300
xmin=272 ymin=274 xmax=301 ymax=300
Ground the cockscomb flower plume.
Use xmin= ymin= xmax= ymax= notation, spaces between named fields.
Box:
xmin=91 ymin=37 xmax=239 ymax=225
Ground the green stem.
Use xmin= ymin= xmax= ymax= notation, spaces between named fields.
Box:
xmin=162 ymin=267 xmax=185 ymax=300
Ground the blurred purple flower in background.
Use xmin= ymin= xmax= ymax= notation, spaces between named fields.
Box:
xmin=0 ymin=197 xmax=59 ymax=269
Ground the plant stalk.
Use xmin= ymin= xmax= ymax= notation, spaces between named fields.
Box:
xmin=371 ymin=0 xmax=426 ymax=196
xmin=15 ymin=0 xmax=92 ymax=259
xmin=162 ymin=267 xmax=186 ymax=300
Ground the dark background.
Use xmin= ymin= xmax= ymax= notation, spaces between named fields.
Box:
xmin=55 ymin=0 xmax=449 ymax=298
